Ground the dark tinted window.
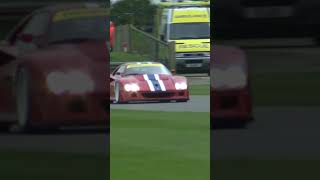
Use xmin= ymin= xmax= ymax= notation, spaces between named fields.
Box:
xmin=48 ymin=12 xmax=108 ymax=43
xmin=21 ymin=13 xmax=50 ymax=36
xmin=124 ymin=65 xmax=171 ymax=76
xmin=170 ymin=22 xmax=210 ymax=40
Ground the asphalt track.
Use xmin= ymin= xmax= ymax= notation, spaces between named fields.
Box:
xmin=0 ymin=129 xmax=109 ymax=155
xmin=213 ymin=107 xmax=320 ymax=160
xmin=110 ymin=95 xmax=210 ymax=112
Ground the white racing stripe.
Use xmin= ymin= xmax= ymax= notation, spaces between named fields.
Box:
xmin=143 ymin=74 xmax=155 ymax=92
xmin=155 ymin=74 xmax=166 ymax=91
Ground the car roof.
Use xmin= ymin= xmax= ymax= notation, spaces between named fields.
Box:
xmin=35 ymin=3 xmax=107 ymax=14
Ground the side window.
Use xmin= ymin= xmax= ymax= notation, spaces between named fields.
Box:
xmin=20 ymin=13 xmax=50 ymax=36
xmin=14 ymin=13 xmax=50 ymax=52
xmin=116 ymin=66 xmax=126 ymax=75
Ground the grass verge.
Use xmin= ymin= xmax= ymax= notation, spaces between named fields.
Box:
xmin=110 ymin=52 xmax=150 ymax=62
xmin=111 ymin=109 xmax=210 ymax=180
xmin=189 ymin=84 xmax=209 ymax=95
xmin=252 ymin=72 xmax=320 ymax=106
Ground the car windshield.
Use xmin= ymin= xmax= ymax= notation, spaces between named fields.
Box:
xmin=48 ymin=10 xmax=108 ymax=44
xmin=169 ymin=22 xmax=210 ymax=40
xmin=124 ymin=64 xmax=171 ymax=76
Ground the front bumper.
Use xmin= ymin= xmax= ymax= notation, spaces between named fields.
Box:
xmin=119 ymin=90 xmax=189 ymax=102
xmin=32 ymin=92 xmax=109 ymax=127
xmin=176 ymin=57 xmax=210 ymax=73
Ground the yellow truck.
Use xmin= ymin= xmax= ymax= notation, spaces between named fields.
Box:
xmin=156 ymin=0 xmax=210 ymax=73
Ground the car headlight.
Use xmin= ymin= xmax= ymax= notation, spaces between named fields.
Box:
xmin=175 ymin=82 xmax=188 ymax=90
xmin=46 ymin=71 xmax=94 ymax=94
xmin=212 ymin=66 xmax=247 ymax=89
xmin=124 ymin=83 xmax=140 ymax=92
xmin=67 ymin=71 xmax=94 ymax=94
xmin=46 ymin=72 xmax=68 ymax=95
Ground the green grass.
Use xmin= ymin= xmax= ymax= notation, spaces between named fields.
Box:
xmin=110 ymin=109 xmax=210 ymax=180
xmin=252 ymin=72 xmax=320 ymax=106
xmin=186 ymin=71 xmax=320 ymax=105
xmin=189 ymin=84 xmax=209 ymax=95
xmin=110 ymin=52 xmax=151 ymax=62
xmin=213 ymin=160 xmax=320 ymax=179
xmin=0 ymin=151 xmax=108 ymax=179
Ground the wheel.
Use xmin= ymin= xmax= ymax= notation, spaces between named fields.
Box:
xmin=114 ymin=82 xmax=121 ymax=103
xmin=14 ymin=67 xmax=32 ymax=133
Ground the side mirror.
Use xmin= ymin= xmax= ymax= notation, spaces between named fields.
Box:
xmin=18 ymin=33 xmax=33 ymax=43
xmin=171 ymin=69 xmax=176 ymax=75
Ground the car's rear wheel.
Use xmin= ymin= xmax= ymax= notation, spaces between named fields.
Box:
xmin=13 ymin=67 xmax=33 ymax=133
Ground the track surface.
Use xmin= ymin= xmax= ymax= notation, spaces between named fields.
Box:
xmin=213 ymin=107 xmax=320 ymax=159
xmin=111 ymin=95 xmax=210 ymax=112
xmin=0 ymin=130 xmax=109 ymax=155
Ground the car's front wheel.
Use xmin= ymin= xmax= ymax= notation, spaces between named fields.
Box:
xmin=114 ymin=82 xmax=120 ymax=103
xmin=13 ymin=67 xmax=32 ymax=133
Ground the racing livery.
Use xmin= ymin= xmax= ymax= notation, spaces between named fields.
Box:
xmin=0 ymin=3 xmax=109 ymax=131
xmin=110 ymin=62 xmax=189 ymax=103
xmin=211 ymin=45 xmax=253 ymax=128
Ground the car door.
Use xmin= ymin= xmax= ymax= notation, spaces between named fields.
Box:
xmin=110 ymin=65 xmax=125 ymax=98
xmin=0 ymin=12 xmax=50 ymax=122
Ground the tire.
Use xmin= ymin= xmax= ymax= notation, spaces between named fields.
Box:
xmin=14 ymin=67 xmax=32 ymax=133
xmin=114 ymin=82 xmax=121 ymax=104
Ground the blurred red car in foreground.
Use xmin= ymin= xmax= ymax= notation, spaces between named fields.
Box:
xmin=211 ymin=45 xmax=253 ymax=128
xmin=0 ymin=3 xmax=109 ymax=132
xmin=110 ymin=62 xmax=189 ymax=103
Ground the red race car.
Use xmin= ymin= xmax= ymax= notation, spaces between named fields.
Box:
xmin=110 ymin=62 xmax=189 ymax=103
xmin=0 ymin=3 xmax=109 ymax=132
xmin=211 ymin=45 xmax=253 ymax=128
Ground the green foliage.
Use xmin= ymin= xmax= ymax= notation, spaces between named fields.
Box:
xmin=110 ymin=0 xmax=156 ymax=29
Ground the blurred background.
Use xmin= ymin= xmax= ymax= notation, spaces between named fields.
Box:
xmin=212 ymin=0 xmax=320 ymax=179
xmin=0 ymin=0 xmax=109 ymax=179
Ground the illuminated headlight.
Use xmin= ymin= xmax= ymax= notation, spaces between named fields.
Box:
xmin=67 ymin=71 xmax=94 ymax=94
xmin=212 ymin=66 xmax=247 ymax=89
xmin=46 ymin=72 xmax=67 ymax=94
xmin=46 ymin=71 xmax=94 ymax=94
xmin=124 ymin=83 xmax=140 ymax=92
xmin=175 ymin=82 xmax=188 ymax=90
